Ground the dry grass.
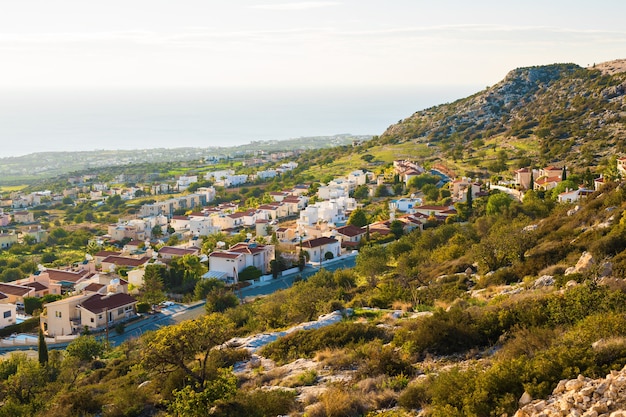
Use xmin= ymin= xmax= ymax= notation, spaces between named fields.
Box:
xmin=315 ymin=348 xmax=357 ymax=371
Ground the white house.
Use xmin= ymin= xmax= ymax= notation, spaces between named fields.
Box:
xmin=209 ymin=242 xmax=275 ymax=279
xmin=177 ymin=175 xmax=198 ymax=191
xmin=557 ymin=187 xmax=594 ymax=203
xmin=300 ymin=237 xmax=341 ymax=263
xmin=391 ymin=197 xmax=423 ymax=213
xmin=188 ymin=214 xmax=220 ymax=237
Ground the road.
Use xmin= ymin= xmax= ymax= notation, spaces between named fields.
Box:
xmin=0 ymin=256 xmax=357 ymax=353
xmin=238 ymin=255 xmax=357 ymax=298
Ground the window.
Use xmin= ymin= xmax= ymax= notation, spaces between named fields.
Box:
xmin=55 ymin=311 xmax=62 ymax=318
xmin=3 ymin=310 xmax=10 ymax=319
xmin=90 ymin=318 xmax=94 ymax=323
xmin=117 ymin=308 xmax=123 ymax=315
xmin=98 ymin=314 xmax=103 ymax=320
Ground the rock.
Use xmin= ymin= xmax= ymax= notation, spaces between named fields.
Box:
xmin=519 ymin=391 xmax=533 ymax=407
xmin=566 ymin=379 xmax=584 ymax=391
xmin=514 ymin=367 xmax=626 ymax=416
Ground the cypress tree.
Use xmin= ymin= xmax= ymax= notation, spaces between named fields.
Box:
xmin=466 ymin=185 xmax=473 ymax=212
xmin=562 ymin=166 xmax=567 ymax=181
xmin=38 ymin=327 xmax=48 ymax=365
xmin=529 ymin=170 xmax=534 ymax=190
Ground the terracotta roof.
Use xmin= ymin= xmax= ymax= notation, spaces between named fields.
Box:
xmin=100 ymin=256 xmax=150 ymax=268
xmin=0 ymin=283 xmax=33 ymax=297
xmin=84 ymin=283 xmax=105 ymax=292
xmin=22 ymin=281 xmax=48 ymax=292
xmin=80 ymin=293 xmax=137 ymax=314
xmin=209 ymin=252 xmax=242 ymax=259
xmin=335 ymin=224 xmax=366 ymax=237
xmin=516 ymin=167 xmax=531 ymax=173
xmin=228 ymin=212 xmax=247 ymax=218
xmin=416 ymin=205 xmax=451 ymax=211
xmin=229 ymin=242 xmax=269 ymax=254
xmin=535 ymin=176 xmax=561 ymax=185
xmin=301 ymin=237 xmax=338 ymax=248
xmin=126 ymin=240 xmax=143 ymax=246
xmin=158 ymin=246 xmax=199 ymax=256
xmin=258 ymin=204 xmax=280 ymax=210
xmin=47 ymin=269 xmax=90 ymax=283
xmin=171 ymin=215 xmax=189 ymax=221
xmin=95 ymin=250 xmax=122 ymax=258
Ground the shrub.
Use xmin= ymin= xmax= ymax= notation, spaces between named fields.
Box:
xmin=136 ymin=302 xmax=150 ymax=314
xmin=260 ymin=322 xmax=389 ymax=364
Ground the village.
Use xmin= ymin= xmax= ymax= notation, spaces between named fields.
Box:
xmin=0 ymin=155 xmax=622 ymax=344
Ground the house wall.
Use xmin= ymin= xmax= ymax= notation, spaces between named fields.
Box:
xmin=80 ymin=304 xmax=135 ymax=330
xmin=209 ymin=256 xmax=245 ymax=278
xmin=127 ymin=269 xmax=146 ymax=289
xmin=0 ymin=304 xmax=15 ymax=329
xmin=42 ymin=296 xmax=84 ymax=336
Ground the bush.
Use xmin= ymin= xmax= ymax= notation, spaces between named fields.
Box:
xmin=260 ymin=322 xmax=389 ymax=364
xmin=0 ymin=317 xmax=40 ymax=338
xmin=238 ymin=266 xmax=262 ymax=281
xmin=115 ymin=323 xmax=125 ymax=335
xmin=136 ymin=302 xmax=151 ymax=314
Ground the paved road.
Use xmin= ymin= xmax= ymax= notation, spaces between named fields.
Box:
xmin=0 ymin=256 xmax=357 ymax=353
xmin=238 ymin=255 xmax=357 ymax=298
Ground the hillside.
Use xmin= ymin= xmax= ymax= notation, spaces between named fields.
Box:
xmin=378 ymin=60 xmax=626 ymax=173
xmin=4 ymin=61 xmax=626 ymax=417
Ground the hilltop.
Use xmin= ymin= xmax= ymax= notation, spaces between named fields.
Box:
xmin=357 ymin=60 xmax=625 ymax=176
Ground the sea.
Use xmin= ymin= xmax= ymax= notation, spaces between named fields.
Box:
xmin=0 ymin=85 xmax=479 ymax=159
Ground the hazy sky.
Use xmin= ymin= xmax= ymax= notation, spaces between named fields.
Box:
xmin=2 ymin=0 xmax=625 ymax=91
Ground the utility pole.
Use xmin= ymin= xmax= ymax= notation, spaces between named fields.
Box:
xmin=104 ymin=307 xmax=109 ymax=349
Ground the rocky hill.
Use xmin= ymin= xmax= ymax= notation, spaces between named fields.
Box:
xmin=380 ymin=60 xmax=626 ymax=170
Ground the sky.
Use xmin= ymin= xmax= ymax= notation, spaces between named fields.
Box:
xmin=1 ymin=0 xmax=625 ymax=91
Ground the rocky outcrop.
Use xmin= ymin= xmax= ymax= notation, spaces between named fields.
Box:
xmin=514 ymin=366 xmax=626 ymax=417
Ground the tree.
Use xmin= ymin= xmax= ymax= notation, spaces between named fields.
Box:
xmin=356 ymin=245 xmax=389 ymax=287
xmin=375 ymin=185 xmax=390 ymax=197
xmin=193 ymin=278 xmax=224 ymax=300
xmin=205 ymin=289 xmax=239 ymax=313
xmin=151 ymin=224 xmax=163 ymax=239
xmin=422 ymin=184 xmax=439 ymax=201
xmin=65 ymin=336 xmax=105 ymax=362
xmin=549 ymin=179 xmax=578 ymax=200
xmin=298 ymin=250 xmax=306 ymax=271
xmin=486 ymin=192 xmax=513 ymax=215
xmin=348 ymin=208 xmax=369 ymax=228
xmin=37 ymin=328 xmax=48 ymax=366
xmin=390 ymin=220 xmax=405 ymax=239
xmin=141 ymin=264 xmax=167 ymax=306
xmin=24 ymin=297 xmax=43 ymax=316
xmin=141 ymin=313 xmax=234 ymax=386
xmin=324 ymin=251 xmax=334 ymax=260
xmin=466 ymin=186 xmax=473 ymax=212
xmin=168 ymin=368 xmax=237 ymax=417
xmin=408 ymin=174 xmax=439 ymax=190
xmin=561 ymin=166 xmax=567 ymax=181
xmin=361 ymin=154 xmax=375 ymax=163
xmin=352 ymin=184 xmax=369 ymax=200
xmin=270 ymin=259 xmax=280 ymax=278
